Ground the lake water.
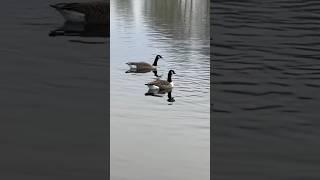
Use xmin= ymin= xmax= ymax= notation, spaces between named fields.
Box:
xmin=110 ymin=0 xmax=210 ymax=180
xmin=213 ymin=1 xmax=320 ymax=179
xmin=0 ymin=0 xmax=108 ymax=179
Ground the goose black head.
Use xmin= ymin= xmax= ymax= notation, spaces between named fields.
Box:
xmin=169 ymin=70 xmax=176 ymax=75
xmin=153 ymin=55 xmax=162 ymax=66
xmin=167 ymin=70 xmax=176 ymax=82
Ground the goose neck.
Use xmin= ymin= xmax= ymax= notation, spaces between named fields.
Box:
xmin=167 ymin=72 xmax=172 ymax=82
xmin=152 ymin=56 xmax=159 ymax=66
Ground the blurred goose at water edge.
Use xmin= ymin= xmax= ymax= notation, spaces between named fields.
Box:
xmin=50 ymin=1 xmax=109 ymax=24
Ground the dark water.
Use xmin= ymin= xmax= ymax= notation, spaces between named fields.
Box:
xmin=213 ymin=1 xmax=320 ymax=179
xmin=111 ymin=0 xmax=210 ymax=180
xmin=0 ymin=0 xmax=108 ymax=179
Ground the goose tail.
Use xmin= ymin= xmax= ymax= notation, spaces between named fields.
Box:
xmin=126 ymin=63 xmax=137 ymax=69
xmin=145 ymin=84 xmax=159 ymax=90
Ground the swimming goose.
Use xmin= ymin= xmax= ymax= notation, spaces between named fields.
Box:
xmin=126 ymin=55 xmax=162 ymax=71
xmin=145 ymin=70 xmax=176 ymax=90
xmin=50 ymin=1 xmax=109 ymax=24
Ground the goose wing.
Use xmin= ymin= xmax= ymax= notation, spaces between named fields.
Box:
xmin=126 ymin=62 xmax=153 ymax=69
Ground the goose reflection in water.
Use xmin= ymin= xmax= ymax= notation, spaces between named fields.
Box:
xmin=125 ymin=69 xmax=162 ymax=78
xmin=145 ymin=89 xmax=175 ymax=105
xmin=49 ymin=22 xmax=109 ymax=38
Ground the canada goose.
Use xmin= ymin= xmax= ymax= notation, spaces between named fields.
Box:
xmin=50 ymin=1 xmax=109 ymax=24
xmin=126 ymin=55 xmax=162 ymax=71
xmin=145 ymin=70 xmax=176 ymax=90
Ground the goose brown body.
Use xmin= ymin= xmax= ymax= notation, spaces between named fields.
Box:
xmin=126 ymin=62 xmax=154 ymax=70
xmin=126 ymin=55 xmax=162 ymax=71
xmin=145 ymin=70 xmax=176 ymax=90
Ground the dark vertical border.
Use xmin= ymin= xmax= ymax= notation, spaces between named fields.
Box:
xmin=210 ymin=0 xmax=213 ymax=179
xmin=107 ymin=1 xmax=110 ymax=180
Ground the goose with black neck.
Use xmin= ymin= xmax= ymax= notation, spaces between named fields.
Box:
xmin=126 ymin=55 xmax=162 ymax=73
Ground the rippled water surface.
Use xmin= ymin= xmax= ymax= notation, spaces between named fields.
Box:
xmin=0 ymin=0 xmax=108 ymax=179
xmin=213 ymin=0 xmax=320 ymax=179
xmin=110 ymin=0 xmax=210 ymax=179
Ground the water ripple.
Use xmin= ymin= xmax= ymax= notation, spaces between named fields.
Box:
xmin=213 ymin=0 xmax=320 ymax=178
